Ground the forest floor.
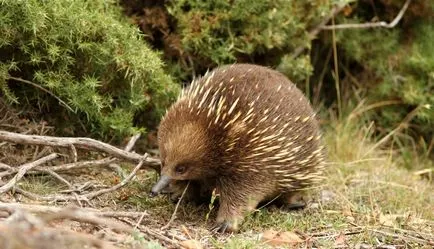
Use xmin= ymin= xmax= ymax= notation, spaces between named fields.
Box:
xmin=0 ymin=102 xmax=433 ymax=249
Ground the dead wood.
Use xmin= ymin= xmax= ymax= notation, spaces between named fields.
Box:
xmin=0 ymin=130 xmax=160 ymax=168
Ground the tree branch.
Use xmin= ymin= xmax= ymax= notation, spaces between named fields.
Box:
xmin=0 ymin=130 xmax=160 ymax=168
xmin=0 ymin=153 xmax=58 ymax=194
xmin=321 ymin=0 xmax=412 ymax=30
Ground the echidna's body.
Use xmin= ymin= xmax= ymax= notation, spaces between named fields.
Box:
xmin=152 ymin=64 xmax=325 ymax=232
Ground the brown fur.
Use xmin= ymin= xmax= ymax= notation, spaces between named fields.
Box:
xmin=155 ymin=64 xmax=326 ymax=232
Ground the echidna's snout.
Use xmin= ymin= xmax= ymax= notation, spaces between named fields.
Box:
xmin=149 ymin=175 xmax=171 ymax=197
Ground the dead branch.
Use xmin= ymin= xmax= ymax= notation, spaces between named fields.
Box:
xmin=321 ymin=0 xmax=411 ymax=30
xmin=42 ymin=207 xmax=134 ymax=234
xmin=43 ymin=169 xmax=73 ymax=188
xmin=107 ymin=133 xmax=143 ymax=178
xmin=0 ymin=153 xmax=58 ymax=194
xmin=11 ymin=186 xmax=79 ymax=202
xmin=50 ymin=157 xmax=116 ymax=172
xmin=8 ymin=159 xmax=146 ymax=202
xmin=0 ymin=162 xmax=13 ymax=170
xmin=70 ymin=144 xmax=78 ymax=162
xmin=1 ymin=207 xmax=120 ymax=249
xmin=369 ymin=228 xmax=432 ymax=245
xmin=124 ymin=133 xmax=142 ymax=152
xmin=83 ymin=159 xmax=145 ymax=200
xmin=0 ymin=157 xmax=116 ymax=178
xmin=1 ymin=203 xmax=179 ymax=248
xmin=0 ymin=203 xmax=149 ymax=219
xmin=291 ymin=4 xmax=346 ymax=58
xmin=120 ymin=217 xmax=183 ymax=248
xmin=0 ymin=130 xmax=160 ymax=168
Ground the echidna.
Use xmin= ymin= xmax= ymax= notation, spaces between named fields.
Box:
xmin=150 ymin=64 xmax=326 ymax=233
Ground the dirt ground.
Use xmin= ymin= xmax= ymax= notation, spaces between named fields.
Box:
xmin=0 ymin=101 xmax=433 ymax=249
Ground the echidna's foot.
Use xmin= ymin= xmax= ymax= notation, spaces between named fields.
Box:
xmin=278 ymin=191 xmax=307 ymax=211
xmin=212 ymin=219 xmax=239 ymax=233
xmin=285 ymin=201 xmax=306 ymax=210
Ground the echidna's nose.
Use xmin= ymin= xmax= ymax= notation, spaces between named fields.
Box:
xmin=149 ymin=175 xmax=171 ymax=197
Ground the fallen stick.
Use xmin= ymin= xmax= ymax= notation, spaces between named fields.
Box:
xmin=0 ymin=202 xmax=149 ymax=219
xmin=120 ymin=217 xmax=183 ymax=248
xmin=83 ymin=159 xmax=145 ymax=200
xmin=0 ymin=157 xmax=117 ymax=178
xmin=9 ymin=159 xmax=147 ymax=202
xmin=0 ymin=130 xmax=160 ymax=168
xmin=42 ymin=207 xmax=134 ymax=234
xmin=0 ymin=153 xmax=58 ymax=194
xmin=1 ymin=207 xmax=120 ymax=249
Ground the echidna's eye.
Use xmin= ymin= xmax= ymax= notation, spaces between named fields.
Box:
xmin=174 ymin=164 xmax=186 ymax=175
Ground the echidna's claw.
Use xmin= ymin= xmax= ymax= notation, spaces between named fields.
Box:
xmin=212 ymin=221 xmax=233 ymax=234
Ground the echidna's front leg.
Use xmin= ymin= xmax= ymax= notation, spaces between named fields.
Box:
xmin=213 ymin=179 xmax=263 ymax=233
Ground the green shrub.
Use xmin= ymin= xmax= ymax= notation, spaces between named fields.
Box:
xmin=0 ymin=0 xmax=179 ymax=140
xmin=336 ymin=2 xmax=433 ymax=150
xmin=122 ymin=0 xmax=338 ymax=83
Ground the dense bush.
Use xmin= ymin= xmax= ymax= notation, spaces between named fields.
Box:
xmin=122 ymin=0 xmax=433 ymax=158
xmin=334 ymin=0 xmax=433 ymax=156
xmin=122 ymin=0 xmax=336 ymax=83
xmin=0 ymin=0 xmax=179 ymax=140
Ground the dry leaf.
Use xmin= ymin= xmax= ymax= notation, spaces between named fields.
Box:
xmin=262 ymin=229 xmax=303 ymax=246
xmin=334 ymin=232 xmax=346 ymax=247
xmin=180 ymin=239 xmax=203 ymax=249
xmin=262 ymin=229 xmax=279 ymax=241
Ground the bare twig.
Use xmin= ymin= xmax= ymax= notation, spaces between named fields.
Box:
xmin=124 ymin=133 xmax=141 ymax=152
xmin=108 ymin=133 xmax=143 ymax=178
xmin=0 ymin=219 xmax=116 ymax=249
xmin=363 ymin=104 xmax=424 ymax=157
xmin=50 ymin=157 xmax=116 ymax=172
xmin=7 ymin=76 xmax=75 ymax=112
xmin=161 ymin=181 xmax=190 ymax=230
xmin=321 ymin=0 xmax=412 ymax=30
xmin=134 ymin=211 xmax=148 ymax=229
xmin=43 ymin=207 xmax=134 ymax=234
xmin=0 ymin=153 xmax=58 ymax=194
xmin=83 ymin=159 xmax=145 ymax=200
xmin=120 ymin=217 xmax=182 ymax=247
xmin=308 ymin=228 xmax=364 ymax=238
xmin=291 ymin=4 xmax=346 ymax=58
xmin=369 ymin=228 xmax=432 ymax=245
xmin=0 ymin=203 xmax=149 ymax=219
xmin=70 ymin=144 xmax=78 ymax=162
xmin=0 ymin=130 xmax=160 ymax=169
xmin=11 ymin=159 xmax=145 ymax=202
xmin=42 ymin=169 xmax=73 ymax=188
xmin=12 ymin=186 xmax=78 ymax=202
xmin=0 ymin=157 xmax=116 ymax=178
xmin=0 ymin=162 xmax=13 ymax=170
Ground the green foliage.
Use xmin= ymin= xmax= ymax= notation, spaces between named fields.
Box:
xmin=338 ymin=12 xmax=433 ymax=143
xmin=158 ymin=0 xmax=338 ymax=83
xmin=0 ymin=0 xmax=179 ymax=139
